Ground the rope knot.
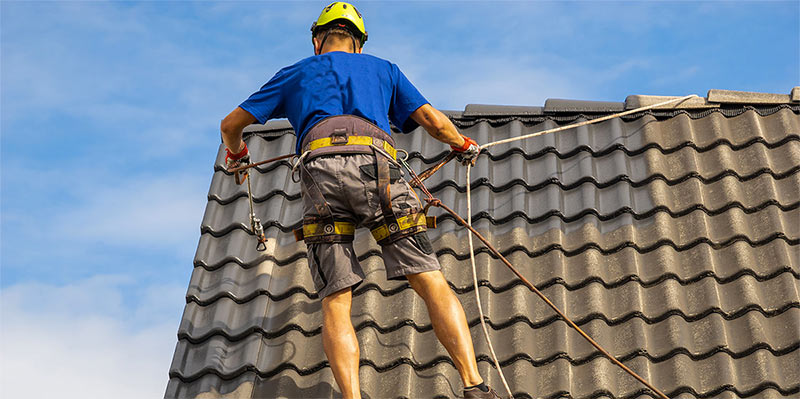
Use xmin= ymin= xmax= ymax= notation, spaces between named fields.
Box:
xmin=425 ymin=198 xmax=441 ymax=208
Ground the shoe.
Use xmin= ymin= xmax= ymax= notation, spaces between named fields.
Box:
xmin=463 ymin=385 xmax=503 ymax=399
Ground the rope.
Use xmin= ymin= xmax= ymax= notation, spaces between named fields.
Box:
xmin=466 ymin=164 xmax=515 ymax=398
xmin=480 ymin=94 xmax=699 ymax=150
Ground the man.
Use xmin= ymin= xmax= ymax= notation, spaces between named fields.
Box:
xmin=220 ymin=3 xmax=501 ymax=398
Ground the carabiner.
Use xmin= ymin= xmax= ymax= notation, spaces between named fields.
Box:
xmin=290 ymin=152 xmax=308 ymax=183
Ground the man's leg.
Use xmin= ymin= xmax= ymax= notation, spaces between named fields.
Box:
xmin=322 ymin=288 xmax=361 ymax=399
xmin=406 ymin=270 xmax=483 ymax=387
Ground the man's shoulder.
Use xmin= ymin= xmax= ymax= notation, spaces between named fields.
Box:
xmin=327 ymin=52 xmax=396 ymax=68
xmin=287 ymin=54 xmax=318 ymax=68
xmin=286 ymin=53 xmax=399 ymax=77
xmin=356 ymin=53 xmax=397 ymax=69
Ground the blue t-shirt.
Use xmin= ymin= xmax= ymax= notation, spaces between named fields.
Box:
xmin=239 ymin=52 xmax=429 ymax=154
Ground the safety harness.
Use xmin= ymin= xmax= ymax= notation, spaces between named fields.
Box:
xmin=291 ymin=115 xmax=436 ymax=245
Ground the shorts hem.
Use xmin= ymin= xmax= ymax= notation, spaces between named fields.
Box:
xmin=316 ymin=274 xmax=363 ymax=299
xmin=386 ymin=262 xmax=441 ymax=281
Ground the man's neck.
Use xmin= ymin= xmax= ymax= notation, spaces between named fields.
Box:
xmin=319 ymin=37 xmax=358 ymax=55
xmin=320 ymin=45 xmax=354 ymax=54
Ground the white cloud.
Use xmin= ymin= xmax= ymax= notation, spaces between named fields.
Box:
xmin=0 ymin=163 xmax=210 ymax=278
xmin=0 ymin=276 xmax=185 ymax=399
xmin=48 ymin=172 xmax=210 ymax=251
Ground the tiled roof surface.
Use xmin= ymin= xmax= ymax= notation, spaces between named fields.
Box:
xmin=166 ymin=91 xmax=800 ymax=399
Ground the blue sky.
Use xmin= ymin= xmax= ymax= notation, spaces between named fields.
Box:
xmin=1 ymin=1 xmax=797 ymax=397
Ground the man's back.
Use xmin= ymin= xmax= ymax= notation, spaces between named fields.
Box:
xmin=239 ymin=52 xmax=427 ymax=153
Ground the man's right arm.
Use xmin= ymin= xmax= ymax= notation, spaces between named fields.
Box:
xmin=221 ymin=107 xmax=257 ymax=154
xmin=409 ymin=104 xmax=465 ymax=148
xmin=410 ymin=104 xmax=480 ymax=165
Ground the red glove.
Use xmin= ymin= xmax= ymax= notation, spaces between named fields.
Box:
xmin=451 ymin=135 xmax=480 ymax=165
xmin=225 ymin=142 xmax=251 ymax=172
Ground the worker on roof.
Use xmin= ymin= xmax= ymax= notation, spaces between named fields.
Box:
xmin=220 ymin=2 xmax=499 ymax=398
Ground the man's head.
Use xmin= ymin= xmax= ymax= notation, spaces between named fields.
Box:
xmin=310 ymin=2 xmax=368 ymax=55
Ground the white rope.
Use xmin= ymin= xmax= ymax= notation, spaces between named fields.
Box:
xmin=466 ymin=163 xmax=514 ymax=398
xmin=480 ymin=94 xmax=699 ymax=150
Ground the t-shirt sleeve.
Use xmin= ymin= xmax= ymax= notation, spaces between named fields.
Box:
xmin=238 ymin=68 xmax=291 ymax=124
xmin=389 ymin=63 xmax=429 ymax=133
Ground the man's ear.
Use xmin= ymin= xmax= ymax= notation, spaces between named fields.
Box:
xmin=312 ymin=36 xmax=321 ymax=55
xmin=355 ymin=44 xmax=362 ymax=54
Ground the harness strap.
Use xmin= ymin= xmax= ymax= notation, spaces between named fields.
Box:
xmin=295 ymin=219 xmax=356 ymax=242
xmin=376 ymin=146 xmax=400 ymax=233
xmin=293 ymin=213 xmax=436 ymax=243
xmin=370 ymin=212 xmax=433 ymax=242
xmin=372 ymin=147 xmax=430 ymax=245
xmin=306 ymin=135 xmax=397 ymax=160
xmin=299 ymin=162 xmax=349 ymax=243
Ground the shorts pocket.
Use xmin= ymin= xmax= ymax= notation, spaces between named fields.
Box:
xmin=411 ymin=232 xmax=434 ymax=255
xmin=308 ymin=244 xmax=328 ymax=291
xmin=359 ymin=164 xmax=402 ymax=182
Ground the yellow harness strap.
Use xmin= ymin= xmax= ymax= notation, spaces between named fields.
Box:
xmin=293 ymin=214 xmax=436 ymax=243
xmin=307 ymin=135 xmax=398 ymax=160
xmin=370 ymin=213 xmax=434 ymax=243
xmin=293 ymin=221 xmax=356 ymax=242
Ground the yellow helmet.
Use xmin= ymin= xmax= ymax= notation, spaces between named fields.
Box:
xmin=311 ymin=2 xmax=368 ymax=47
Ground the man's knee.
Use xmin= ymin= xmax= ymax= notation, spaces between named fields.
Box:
xmin=407 ymin=270 xmax=450 ymax=298
xmin=322 ymin=287 xmax=353 ymax=315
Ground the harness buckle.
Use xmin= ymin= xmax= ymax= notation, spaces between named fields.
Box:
xmin=330 ymin=128 xmax=348 ymax=145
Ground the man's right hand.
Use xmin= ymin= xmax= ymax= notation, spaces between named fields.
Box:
xmin=451 ymin=135 xmax=480 ymax=166
xmin=225 ymin=141 xmax=251 ymax=172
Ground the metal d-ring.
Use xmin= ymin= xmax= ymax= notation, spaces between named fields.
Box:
xmin=396 ymin=148 xmax=409 ymax=162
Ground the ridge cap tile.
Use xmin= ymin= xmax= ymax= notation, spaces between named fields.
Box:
xmin=463 ymin=104 xmax=545 ymax=117
xmin=708 ymin=89 xmax=794 ymax=104
xmin=544 ymin=98 xmax=625 ymax=113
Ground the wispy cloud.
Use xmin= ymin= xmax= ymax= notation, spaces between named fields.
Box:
xmin=50 ymin=173 xmax=209 ymax=249
xmin=1 ymin=165 xmax=208 ymax=282
xmin=0 ymin=276 xmax=185 ymax=399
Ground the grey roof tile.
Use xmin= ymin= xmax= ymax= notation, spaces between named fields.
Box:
xmin=165 ymin=372 xmax=256 ymax=399
xmin=169 ymin=97 xmax=800 ymax=398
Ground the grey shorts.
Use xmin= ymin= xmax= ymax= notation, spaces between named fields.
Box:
xmin=301 ymin=153 xmax=441 ymax=299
